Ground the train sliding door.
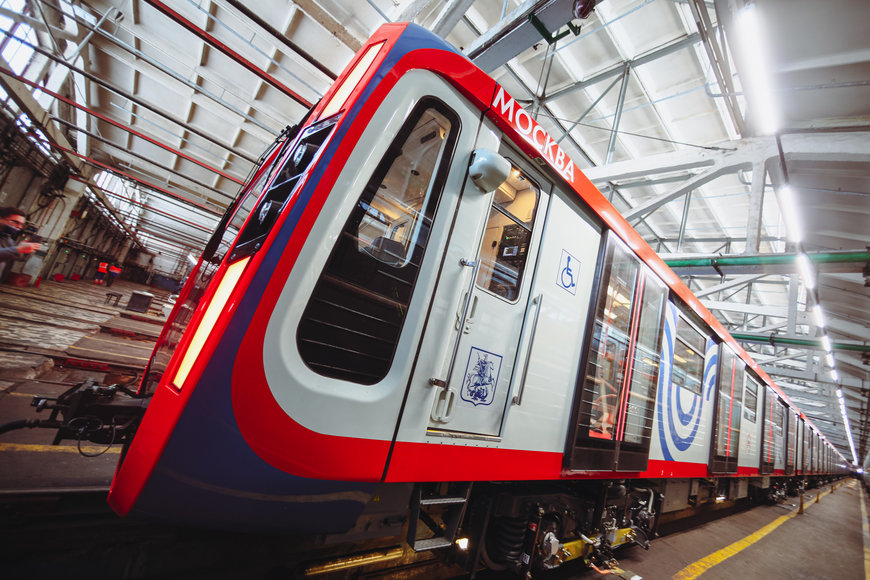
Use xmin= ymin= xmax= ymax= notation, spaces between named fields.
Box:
xmin=566 ymin=233 xmax=668 ymax=472
xmin=738 ymin=374 xmax=762 ymax=472
xmin=420 ymin=149 xmax=551 ymax=437
xmin=760 ymin=387 xmax=785 ymax=474
xmin=786 ymin=409 xmax=798 ymax=475
xmin=709 ymin=346 xmax=744 ymax=474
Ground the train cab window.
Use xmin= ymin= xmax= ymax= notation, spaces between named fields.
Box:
xmin=232 ymin=119 xmax=337 ymax=261
xmin=297 ymin=101 xmax=459 ymax=385
xmin=710 ymin=346 xmax=743 ymax=473
xmin=474 ymin=167 xmax=540 ymax=301
xmin=567 ymin=233 xmax=667 ymax=472
xmin=673 ymin=316 xmax=706 ymax=395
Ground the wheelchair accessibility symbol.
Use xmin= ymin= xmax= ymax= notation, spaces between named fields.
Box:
xmin=557 ymin=249 xmax=578 ymax=295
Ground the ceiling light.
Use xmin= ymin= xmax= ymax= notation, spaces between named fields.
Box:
xmin=797 ymin=252 xmax=814 ymax=289
xmin=832 ymin=370 xmax=839 ymax=382
xmin=777 ymin=186 xmax=803 ymax=244
xmin=812 ymin=305 xmax=825 ymax=329
xmin=735 ymin=4 xmax=779 ymax=134
xmin=825 ymin=353 xmax=835 ymax=367
xmin=821 ymin=335 xmax=832 ymax=353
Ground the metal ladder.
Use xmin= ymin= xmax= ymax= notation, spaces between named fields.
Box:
xmin=406 ymin=482 xmax=473 ymax=551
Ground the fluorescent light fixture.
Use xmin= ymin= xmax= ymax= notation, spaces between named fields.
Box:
xmin=825 ymin=353 xmax=835 ymax=368
xmin=736 ymin=4 xmax=779 ymax=134
xmin=832 ymin=370 xmax=839 ymax=382
xmin=813 ymin=305 xmax=825 ymax=328
xmin=778 ymin=187 xmax=803 ymax=244
xmin=821 ymin=335 xmax=832 ymax=352
xmin=797 ymin=252 xmax=814 ymax=289
xmin=187 ymin=253 xmax=198 ymax=266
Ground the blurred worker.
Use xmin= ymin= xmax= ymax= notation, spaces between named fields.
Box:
xmin=0 ymin=207 xmax=41 ymax=283
xmin=107 ymin=263 xmax=121 ymax=287
xmin=95 ymin=260 xmax=109 ymax=285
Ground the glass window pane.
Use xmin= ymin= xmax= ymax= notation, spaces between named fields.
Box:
xmin=729 ymin=365 xmax=744 ymax=456
xmin=743 ymin=376 xmax=758 ymax=423
xmin=580 ymin=236 xmax=639 ymax=441
xmin=673 ymin=317 xmax=705 ymax=395
xmin=357 ymin=110 xmax=453 ymax=267
xmin=622 ymin=271 xmax=667 ymax=445
xmin=298 ymin=102 xmax=457 ymax=384
xmin=773 ymin=398 xmax=784 ymax=464
xmin=475 ymin=167 xmax=539 ymax=301
xmin=715 ymin=348 xmax=743 ymax=458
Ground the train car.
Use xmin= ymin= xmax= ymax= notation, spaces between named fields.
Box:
xmin=106 ymin=22 xmax=846 ymax=575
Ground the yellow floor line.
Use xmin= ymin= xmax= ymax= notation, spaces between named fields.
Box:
xmin=0 ymin=442 xmax=120 ymax=454
xmin=672 ymin=486 xmax=832 ymax=580
xmin=860 ymin=483 xmax=870 ymax=579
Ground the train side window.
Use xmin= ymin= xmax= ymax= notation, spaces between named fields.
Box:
xmin=621 ymin=269 xmax=667 ymax=446
xmin=711 ymin=346 xmax=743 ymax=472
xmin=567 ymin=232 xmax=667 ymax=472
xmin=672 ymin=316 xmax=705 ymax=395
xmin=582 ymin=237 xmax=640 ymax=441
xmin=297 ymin=100 xmax=459 ymax=385
xmin=474 ymin=167 xmax=540 ymax=301
xmin=787 ymin=410 xmax=798 ymax=470
xmin=743 ymin=376 xmax=758 ymax=423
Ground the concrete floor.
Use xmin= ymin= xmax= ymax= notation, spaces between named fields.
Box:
xmin=559 ymin=480 xmax=867 ymax=580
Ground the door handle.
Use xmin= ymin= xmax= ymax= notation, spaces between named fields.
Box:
xmin=512 ymin=293 xmax=544 ymax=406
xmin=430 ymin=387 xmax=456 ymax=423
xmin=455 ymin=293 xmax=479 ymax=332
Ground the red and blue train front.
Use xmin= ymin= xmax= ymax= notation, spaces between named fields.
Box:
xmin=107 ymin=22 xmax=465 ymax=532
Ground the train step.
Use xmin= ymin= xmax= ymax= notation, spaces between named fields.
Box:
xmin=407 ymin=482 xmax=472 ymax=552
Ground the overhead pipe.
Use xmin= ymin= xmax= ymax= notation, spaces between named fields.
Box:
xmin=50 ymin=117 xmax=232 ymax=197
xmin=663 ymin=250 xmax=870 ymax=275
xmin=0 ymin=66 xmax=245 ymax=185
xmin=143 ymin=0 xmax=314 ymax=108
xmin=730 ymin=333 xmax=870 ymax=354
xmin=222 ymin=0 xmax=337 ymax=81
xmin=0 ymin=28 xmax=258 ymax=164
xmin=81 ymin=179 xmax=214 ymax=233
xmin=32 ymin=0 xmax=279 ymax=136
xmin=32 ymin=135 xmax=224 ymax=217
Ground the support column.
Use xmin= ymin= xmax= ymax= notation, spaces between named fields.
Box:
xmin=744 ymin=160 xmax=766 ymax=254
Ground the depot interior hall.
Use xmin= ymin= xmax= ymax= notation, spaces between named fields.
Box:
xmin=0 ymin=0 xmax=868 ymax=579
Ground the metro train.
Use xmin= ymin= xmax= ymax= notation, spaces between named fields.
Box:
xmin=104 ymin=22 xmax=845 ymax=575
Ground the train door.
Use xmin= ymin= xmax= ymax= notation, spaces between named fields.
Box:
xmin=419 ymin=147 xmax=552 ymax=437
xmin=738 ymin=374 xmax=762 ymax=472
xmin=760 ymin=388 xmax=786 ymax=473
xmin=786 ymin=409 xmax=797 ymax=475
xmin=709 ymin=345 xmax=744 ymax=474
xmin=566 ymin=233 xmax=669 ymax=472
xmin=795 ymin=414 xmax=806 ymax=474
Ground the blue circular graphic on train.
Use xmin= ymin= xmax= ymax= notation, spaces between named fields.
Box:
xmin=656 ymin=306 xmax=716 ymax=461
